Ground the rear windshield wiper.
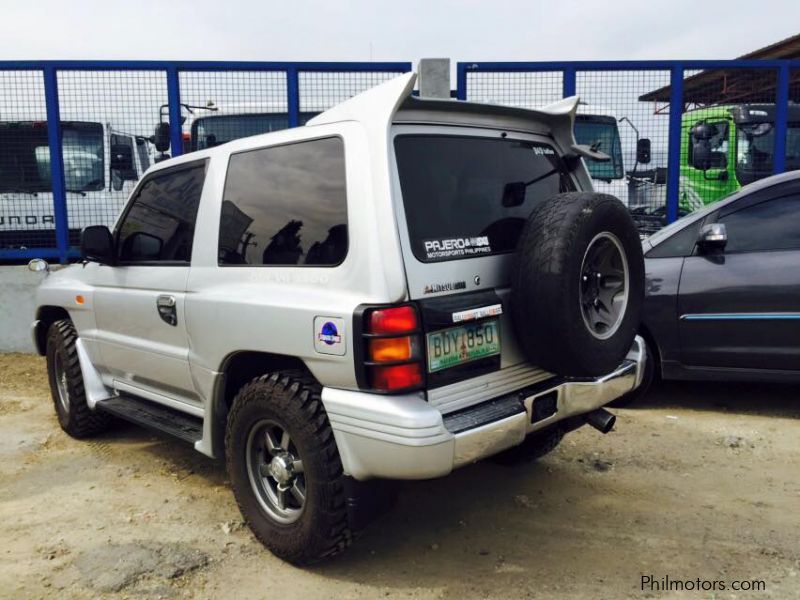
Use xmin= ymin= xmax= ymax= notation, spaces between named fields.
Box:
xmin=502 ymin=167 xmax=561 ymax=207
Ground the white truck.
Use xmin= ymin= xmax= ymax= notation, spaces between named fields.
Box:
xmin=0 ymin=119 xmax=151 ymax=250
xmin=31 ymin=73 xmax=647 ymax=565
xmin=152 ymin=101 xmax=319 ymax=159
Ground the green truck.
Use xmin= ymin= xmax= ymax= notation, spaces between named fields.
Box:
xmin=680 ymin=103 xmax=800 ymax=211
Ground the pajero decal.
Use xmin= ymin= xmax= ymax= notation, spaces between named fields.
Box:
xmin=423 ymin=236 xmax=491 ymax=261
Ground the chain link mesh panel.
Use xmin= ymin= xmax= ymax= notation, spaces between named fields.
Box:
xmin=0 ymin=70 xmax=52 ymax=250
xmin=577 ymin=70 xmax=671 ymax=235
xmin=298 ymin=71 xmax=403 ymax=119
xmin=178 ymin=71 xmax=288 ymax=153
xmin=788 ymin=68 xmax=800 ymax=172
xmin=463 ymin=70 xmax=563 ymax=109
xmin=57 ymin=70 xmax=167 ymax=243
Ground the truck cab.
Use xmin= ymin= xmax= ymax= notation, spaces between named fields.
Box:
xmin=680 ymin=103 xmax=800 ymax=211
xmin=0 ymin=119 xmax=151 ymax=251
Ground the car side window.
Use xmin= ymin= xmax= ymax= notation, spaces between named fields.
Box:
xmin=116 ymin=162 xmax=206 ymax=264
xmin=218 ymin=136 xmax=348 ymax=266
xmin=646 ymin=218 xmax=704 ymax=258
xmin=719 ymin=195 xmax=800 ymax=253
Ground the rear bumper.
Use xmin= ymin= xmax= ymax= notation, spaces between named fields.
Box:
xmin=322 ymin=336 xmax=646 ymax=481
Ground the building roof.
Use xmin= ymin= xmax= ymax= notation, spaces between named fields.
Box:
xmin=639 ymin=33 xmax=800 ymax=106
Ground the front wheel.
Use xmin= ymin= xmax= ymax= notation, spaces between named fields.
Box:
xmin=225 ymin=371 xmax=351 ymax=565
xmin=46 ymin=319 xmax=111 ymax=438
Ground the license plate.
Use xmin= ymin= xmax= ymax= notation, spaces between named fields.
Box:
xmin=426 ymin=319 xmax=500 ymax=373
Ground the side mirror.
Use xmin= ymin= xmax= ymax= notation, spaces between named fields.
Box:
xmin=697 ymin=223 xmax=727 ymax=253
xmin=110 ymin=143 xmax=135 ymax=177
xmin=636 ymin=138 xmax=651 ymax=164
xmin=692 ymin=141 xmax=712 ymax=170
xmin=153 ymin=122 xmax=171 ymax=153
xmin=120 ymin=231 xmax=163 ymax=261
xmin=690 ymin=121 xmax=719 ymax=141
xmin=81 ymin=225 xmax=115 ymax=264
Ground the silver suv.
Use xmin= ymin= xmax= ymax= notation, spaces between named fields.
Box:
xmin=31 ymin=73 xmax=646 ymax=565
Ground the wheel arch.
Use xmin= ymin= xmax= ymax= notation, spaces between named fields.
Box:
xmin=33 ymin=306 xmax=71 ymax=355
xmin=217 ymin=351 xmax=310 ymax=410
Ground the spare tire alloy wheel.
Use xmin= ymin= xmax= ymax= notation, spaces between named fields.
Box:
xmin=511 ymin=192 xmax=644 ymax=377
xmin=579 ymin=232 xmax=629 ymax=340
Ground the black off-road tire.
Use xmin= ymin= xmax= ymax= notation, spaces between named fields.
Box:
xmin=491 ymin=427 xmax=564 ymax=465
xmin=511 ymin=192 xmax=644 ymax=377
xmin=225 ymin=371 xmax=351 ymax=565
xmin=46 ymin=319 xmax=111 ymax=438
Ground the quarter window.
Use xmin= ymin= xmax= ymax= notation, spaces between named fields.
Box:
xmin=219 ymin=137 xmax=348 ymax=266
xmin=719 ymin=195 xmax=800 ymax=253
xmin=116 ymin=163 xmax=206 ymax=263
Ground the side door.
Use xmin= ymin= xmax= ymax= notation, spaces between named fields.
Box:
xmin=678 ymin=184 xmax=800 ymax=371
xmin=92 ymin=160 xmax=207 ymax=409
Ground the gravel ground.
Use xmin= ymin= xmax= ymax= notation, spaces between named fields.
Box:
xmin=1 ymin=352 xmax=798 ymax=599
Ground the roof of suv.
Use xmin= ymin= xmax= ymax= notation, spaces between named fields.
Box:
xmin=147 ymin=71 xmax=582 ymax=177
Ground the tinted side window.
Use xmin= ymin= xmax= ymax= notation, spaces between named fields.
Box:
xmin=219 ymin=137 xmax=348 ymax=266
xmin=116 ymin=163 xmax=206 ymax=263
xmin=719 ymin=195 xmax=800 ymax=253
xmin=646 ymin=218 xmax=703 ymax=258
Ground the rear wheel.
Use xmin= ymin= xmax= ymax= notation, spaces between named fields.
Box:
xmin=225 ymin=371 xmax=351 ymax=565
xmin=46 ymin=319 xmax=111 ymax=438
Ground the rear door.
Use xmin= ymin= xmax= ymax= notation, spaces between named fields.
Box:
xmin=91 ymin=160 xmax=207 ymax=409
xmin=391 ymin=126 xmax=577 ymax=410
xmin=678 ymin=183 xmax=800 ymax=371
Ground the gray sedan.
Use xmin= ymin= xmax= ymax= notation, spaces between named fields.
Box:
xmin=617 ymin=170 xmax=800 ymax=404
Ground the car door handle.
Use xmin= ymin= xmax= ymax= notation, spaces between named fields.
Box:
xmin=156 ymin=295 xmax=177 ymax=326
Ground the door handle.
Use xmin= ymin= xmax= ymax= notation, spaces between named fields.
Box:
xmin=156 ymin=295 xmax=177 ymax=326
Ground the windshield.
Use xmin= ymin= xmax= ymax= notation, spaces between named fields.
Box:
xmin=0 ymin=121 xmax=104 ymax=193
xmin=395 ymin=135 xmax=575 ymax=263
xmin=191 ymin=113 xmax=291 ymax=151
xmin=737 ymin=123 xmax=800 ymax=182
xmin=574 ymin=116 xmax=624 ymax=180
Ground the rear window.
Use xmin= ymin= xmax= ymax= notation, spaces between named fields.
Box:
xmin=394 ymin=135 xmax=574 ymax=262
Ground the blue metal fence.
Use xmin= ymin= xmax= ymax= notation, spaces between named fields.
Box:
xmin=457 ymin=60 xmax=800 ymax=232
xmin=2 ymin=58 xmax=799 ymax=262
xmin=0 ymin=61 xmax=411 ymax=263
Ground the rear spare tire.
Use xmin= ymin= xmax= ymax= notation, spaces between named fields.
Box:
xmin=511 ymin=192 xmax=644 ymax=377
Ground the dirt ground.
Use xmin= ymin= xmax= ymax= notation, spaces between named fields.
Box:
xmin=0 ymin=353 xmax=798 ymax=600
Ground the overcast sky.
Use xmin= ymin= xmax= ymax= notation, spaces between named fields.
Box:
xmin=1 ymin=0 xmax=797 ymax=64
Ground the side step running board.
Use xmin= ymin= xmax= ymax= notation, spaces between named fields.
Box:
xmin=95 ymin=395 xmax=203 ymax=444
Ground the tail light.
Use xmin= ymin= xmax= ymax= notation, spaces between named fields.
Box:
xmin=356 ymin=304 xmax=424 ymax=393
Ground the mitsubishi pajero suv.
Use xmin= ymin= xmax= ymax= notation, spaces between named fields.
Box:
xmin=31 ymin=72 xmax=646 ymax=564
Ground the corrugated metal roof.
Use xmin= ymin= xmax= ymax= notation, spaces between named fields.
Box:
xmin=639 ymin=34 xmax=800 ymax=105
